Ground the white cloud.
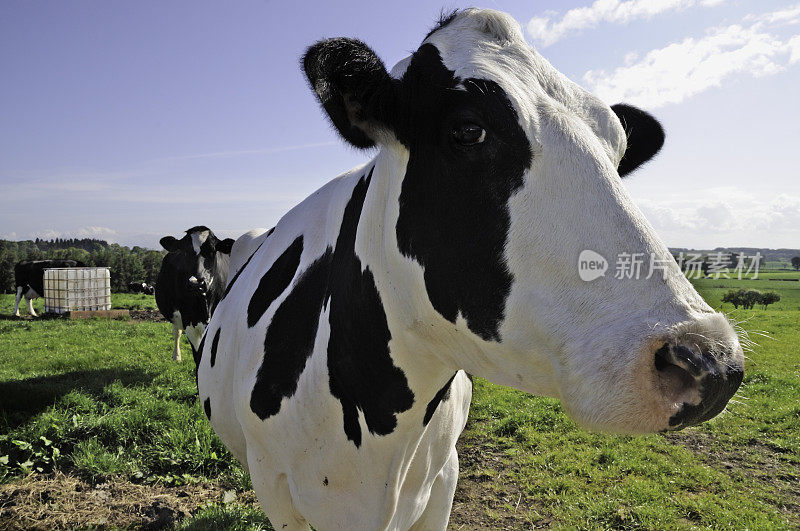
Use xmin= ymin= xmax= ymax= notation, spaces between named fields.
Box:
xmin=38 ymin=229 xmax=64 ymax=240
xmin=22 ymin=226 xmax=119 ymax=242
xmin=636 ymin=190 xmax=800 ymax=247
xmin=788 ymin=34 xmax=800 ymax=63
xmin=583 ymin=7 xmax=800 ymax=108
xmin=527 ymin=0 xmax=725 ymax=47
xmin=76 ymin=226 xmax=118 ymax=239
xmin=745 ymin=4 xmax=800 ymax=26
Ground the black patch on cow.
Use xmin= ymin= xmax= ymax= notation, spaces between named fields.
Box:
xmin=14 ymin=260 xmax=82 ymax=300
xmin=394 ymin=45 xmax=532 ymax=341
xmin=323 ymin=476 xmax=328 ymax=486
xmin=303 ymin=38 xmax=393 ymax=149
xmin=247 ymin=236 xmax=304 ymax=328
xmin=423 ymin=9 xmax=460 ymax=41
xmin=209 ymin=328 xmax=221 ymax=368
xmin=423 ymin=373 xmax=457 ymax=426
xmin=248 ymin=170 xmax=415 ymax=447
xmin=193 ymin=328 xmax=208 ymax=372
xmin=325 ymin=169 xmax=415 ymax=447
xmin=611 ymin=104 xmax=665 ymax=177
xmin=203 ymin=397 xmax=211 ymax=420
xmin=249 ymin=249 xmax=333 ymax=420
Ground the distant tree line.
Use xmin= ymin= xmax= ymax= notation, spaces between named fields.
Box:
xmin=722 ymin=289 xmax=781 ymax=310
xmin=0 ymin=239 xmax=165 ymax=293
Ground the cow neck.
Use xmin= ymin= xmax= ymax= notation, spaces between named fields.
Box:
xmin=354 ymin=146 xmax=465 ymax=421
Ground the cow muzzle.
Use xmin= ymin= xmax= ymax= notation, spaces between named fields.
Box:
xmin=652 ymin=325 xmax=744 ymax=430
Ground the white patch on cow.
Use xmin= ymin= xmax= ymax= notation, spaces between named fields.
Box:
xmin=13 ymin=286 xmax=23 ymax=317
xmin=184 ymin=322 xmax=206 ymax=352
xmin=171 ymin=310 xmax=183 ymax=362
xmin=389 ymin=55 xmax=412 ymax=79
xmin=191 ymin=230 xmax=210 ymax=255
xmin=228 ymin=228 xmax=269 ymax=281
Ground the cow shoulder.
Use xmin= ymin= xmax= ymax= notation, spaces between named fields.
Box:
xmin=325 ymin=168 xmax=414 ymax=447
xmin=248 ymin=169 xmax=415 ymax=448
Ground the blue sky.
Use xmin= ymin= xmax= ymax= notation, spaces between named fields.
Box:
xmin=1 ymin=0 xmax=798 ymax=249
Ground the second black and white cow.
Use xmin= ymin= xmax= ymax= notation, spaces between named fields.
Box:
xmin=155 ymin=226 xmax=234 ymax=362
xmin=14 ymin=259 xmax=82 ymax=317
xmin=198 ymin=10 xmax=744 ymax=530
xmin=128 ymin=282 xmax=155 ymax=295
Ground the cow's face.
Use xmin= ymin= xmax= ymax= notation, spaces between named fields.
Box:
xmin=160 ymin=226 xmax=235 ymax=314
xmin=303 ymin=9 xmax=743 ymax=434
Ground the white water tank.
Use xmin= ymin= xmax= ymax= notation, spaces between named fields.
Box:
xmin=43 ymin=267 xmax=112 ymax=314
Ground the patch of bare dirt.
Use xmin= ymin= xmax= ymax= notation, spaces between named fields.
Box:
xmin=0 ymin=472 xmax=257 ymax=530
xmin=449 ymin=438 xmax=548 ymax=530
xmin=129 ymin=309 xmax=166 ymax=322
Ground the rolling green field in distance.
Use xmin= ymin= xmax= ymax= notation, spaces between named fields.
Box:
xmin=0 ymin=271 xmax=798 ymax=529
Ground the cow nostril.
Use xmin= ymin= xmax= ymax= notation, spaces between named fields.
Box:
xmin=654 ymin=343 xmax=699 ymax=406
xmin=654 ymin=343 xmax=672 ymax=372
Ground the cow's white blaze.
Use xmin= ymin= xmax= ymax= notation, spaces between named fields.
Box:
xmin=191 ymin=229 xmax=210 ymax=255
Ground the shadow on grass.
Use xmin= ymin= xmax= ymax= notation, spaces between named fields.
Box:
xmin=0 ymin=368 xmax=155 ymax=429
xmin=0 ymin=312 xmax=66 ymax=321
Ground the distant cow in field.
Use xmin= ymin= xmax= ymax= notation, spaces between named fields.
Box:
xmin=128 ymin=282 xmax=155 ymax=295
xmin=197 ymin=10 xmax=744 ymax=530
xmin=14 ymin=259 xmax=82 ymax=317
xmin=155 ymin=226 xmax=234 ymax=362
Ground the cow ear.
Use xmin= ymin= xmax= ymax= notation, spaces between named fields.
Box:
xmin=611 ymin=104 xmax=665 ymax=177
xmin=159 ymin=236 xmax=179 ymax=252
xmin=303 ymin=38 xmax=395 ymax=149
xmin=217 ymin=238 xmax=235 ymax=254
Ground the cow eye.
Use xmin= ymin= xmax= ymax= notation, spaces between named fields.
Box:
xmin=452 ymin=123 xmax=486 ymax=146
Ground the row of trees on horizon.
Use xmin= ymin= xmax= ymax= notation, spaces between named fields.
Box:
xmin=1 ymin=238 xmax=799 ymax=295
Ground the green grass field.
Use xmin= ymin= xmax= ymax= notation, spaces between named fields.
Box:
xmin=0 ymin=276 xmax=798 ymax=529
xmin=690 ymin=268 xmax=800 ymax=311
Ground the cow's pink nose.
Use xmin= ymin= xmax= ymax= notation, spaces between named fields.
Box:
xmin=654 ymin=343 xmax=743 ymax=429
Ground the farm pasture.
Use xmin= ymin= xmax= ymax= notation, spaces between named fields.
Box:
xmin=691 ymin=273 xmax=800 ymax=310
xmin=0 ymin=277 xmax=798 ymax=528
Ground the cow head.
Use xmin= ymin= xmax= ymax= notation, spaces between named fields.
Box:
xmin=302 ymin=9 xmax=743 ymax=434
xmin=159 ymin=226 xmax=235 ymax=317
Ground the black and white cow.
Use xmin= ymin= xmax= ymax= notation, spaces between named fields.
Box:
xmin=155 ymin=226 xmax=234 ymax=362
xmin=128 ymin=282 xmax=155 ymax=295
xmin=197 ymin=10 xmax=744 ymax=530
xmin=13 ymin=259 xmax=82 ymax=317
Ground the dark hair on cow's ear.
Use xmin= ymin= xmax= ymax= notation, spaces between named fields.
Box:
xmin=217 ymin=238 xmax=235 ymax=254
xmin=160 ymin=236 xmax=179 ymax=252
xmin=303 ymin=38 xmax=395 ymax=148
xmin=611 ymin=104 xmax=665 ymax=177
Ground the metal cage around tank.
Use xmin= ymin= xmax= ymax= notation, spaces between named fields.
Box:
xmin=43 ymin=267 xmax=112 ymax=314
